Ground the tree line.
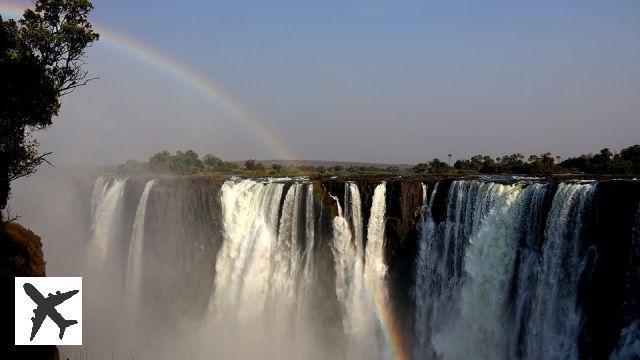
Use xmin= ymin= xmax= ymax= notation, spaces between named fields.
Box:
xmin=413 ymin=145 xmax=640 ymax=175
xmin=118 ymin=150 xmax=301 ymax=175
xmin=118 ymin=151 xmax=407 ymax=175
xmin=120 ymin=145 xmax=640 ymax=177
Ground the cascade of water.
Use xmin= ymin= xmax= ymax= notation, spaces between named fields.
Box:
xmin=363 ymin=183 xmax=390 ymax=358
xmin=331 ymin=182 xmax=390 ymax=359
xmin=414 ymin=182 xmax=439 ymax=359
xmin=78 ymin=174 xmax=640 ymax=360
xmin=433 ymin=182 xmax=535 ymax=359
xmin=413 ymin=180 xmax=498 ymax=358
xmin=90 ymin=177 xmax=127 ymax=263
xmin=346 ymin=183 xmax=364 ymax=261
xmin=90 ymin=176 xmax=108 ymax=220
xmin=301 ymin=183 xmax=315 ymax=282
xmin=508 ymin=182 xmax=551 ymax=359
xmin=124 ymin=180 xmax=156 ymax=316
xmin=271 ymin=183 xmax=305 ymax=304
xmin=211 ymin=179 xmax=284 ymax=321
xmin=294 ymin=184 xmax=319 ymax=356
xmin=525 ymin=182 xmax=596 ymax=360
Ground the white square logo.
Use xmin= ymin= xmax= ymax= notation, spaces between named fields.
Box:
xmin=14 ymin=277 xmax=82 ymax=345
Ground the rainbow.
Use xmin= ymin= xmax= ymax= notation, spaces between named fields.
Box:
xmin=0 ymin=1 xmax=296 ymax=160
xmin=371 ymin=277 xmax=411 ymax=360
xmin=2 ymin=3 xmax=412 ymax=359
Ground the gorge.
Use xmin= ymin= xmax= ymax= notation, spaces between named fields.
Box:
xmin=37 ymin=174 xmax=640 ymax=359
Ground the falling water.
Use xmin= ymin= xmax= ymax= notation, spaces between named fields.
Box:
xmin=90 ymin=176 xmax=108 ymax=219
xmin=362 ymin=183 xmax=390 ymax=358
xmin=90 ymin=177 xmax=127 ymax=263
xmin=211 ymin=179 xmax=284 ymax=322
xmin=79 ymin=175 xmax=639 ymax=360
xmin=414 ymin=182 xmax=438 ymax=359
xmin=433 ymin=182 xmax=533 ymax=359
xmin=124 ymin=179 xmax=156 ymax=316
xmin=526 ymin=183 xmax=595 ymax=360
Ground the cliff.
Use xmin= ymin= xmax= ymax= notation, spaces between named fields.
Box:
xmin=0 ymin=223 xmax=59 ymax=360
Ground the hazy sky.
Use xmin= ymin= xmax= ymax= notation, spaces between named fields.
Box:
xmin=5 ymin=0 xmax=640 ymax=164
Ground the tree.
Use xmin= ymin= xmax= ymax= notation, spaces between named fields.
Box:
xmin=149 ymin=151 xmax=172 ymax=172
xmin=620 ymin=145 xmax=640 ymax=164
xmin=413 ymin=163 xmax=429 ymax=173
xmin=172 ymin=150 xmax=203 ymax=173
xmin=0 ymin=0 xmax=99 ymax=214
xmin=203 ymin=154 xmax=223 ymax=171
xmin=270 ymin=163 xmax=283 ymax=174
xmin=428 ymin=158 xmax=451 ymax=174
xmin=244 ymin=159 xmax=257 ymax=171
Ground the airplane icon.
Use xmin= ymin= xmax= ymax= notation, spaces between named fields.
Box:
xmin=23 ymin=283 xmax=79 ymax=341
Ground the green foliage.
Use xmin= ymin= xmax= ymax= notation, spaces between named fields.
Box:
xmin=270 ymin=163 xmax=283 ymax=174
xmin=145 ymin=150 xmax=204 ymax=174
xmin=244 ymin=159 xmax=257 ymax=171
xmin=0 ymin=0 xmax=99 ymax=213
xmin=428 ymin=158 xmax=452 ymax=174
xmin=117 ymin=159 xmax=145 ymax=174
xmin=414 ymin=159 xmax=452 ymax=174
xmin=560 ymin=145 xmax=640 ymax=174
xmin=413 ymin=163 xmax=429 ymax=173
xmin=203 ymin=154 xmax=223 ymax=171
xmin=148 ymin=150 xmax=172 ymax=172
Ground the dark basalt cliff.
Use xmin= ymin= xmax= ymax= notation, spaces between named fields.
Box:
xmin=0 ymin=223 xmax=59 ymax=360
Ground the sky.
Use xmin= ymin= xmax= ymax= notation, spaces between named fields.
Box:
xmin=3 ymin=0 xmax=640 ymax=164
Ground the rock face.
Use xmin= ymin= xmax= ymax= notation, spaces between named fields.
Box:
xmin=75 ymin=173 xmax=640 ymax=358
xmin=0 ymin=223 xmax=59 ymax=360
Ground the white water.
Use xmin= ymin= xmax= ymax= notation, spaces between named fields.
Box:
xmin=332 ymin=182 xmax=390 ymax=360
xmin=78 ymin=176 xmax=639 ymax=360
xmin=526 ymin=183 xmax=595 ymax=360
xmin=90 ymin=176 xmax=108 ymax=220
xmin=414 ymin=181 xmax=501 ymax=358
xmin=433 ymin=182 xmax=529 ymax=359
xmin=124 ymin=179 xmax=156 ymax=317
xmin=414 ymin=182 xmax=438 ymax=358
xmin=414 ymin=181 xmax=567 ymax=360
xmin=211 ymin=179 xmax=284 ymax=322
xmin=90 ymin=177 xmax=127 ymax=263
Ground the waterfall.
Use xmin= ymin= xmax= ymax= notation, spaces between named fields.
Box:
xmin=299 ymin=183 xmax=316 ymax=289
xmin=508 ymin=182 xmax=551 ymax=359
xmin=331 ymin=184 xmax=367 ymax=354
xmin=78 ymin=174 xmax=640 ymax=360
xmin=525 ymin=182 xmax=595 ymax=360
xmin=90 ymin=177 xmax=127 ymax=263
xmin=414 ymin=182 xmax=439 ymax=359
xmin=332 ymin=182 xmax=390 ymax=360
xmin=272 ymin=183 xmax=305 ymax=304
xmin=414 ymin=180 xmax=501 ymax=358
xmin=90 ymin=176 xmax=108 ymax=220
xmin=124 ymin=179 xmax=156 ymax=316
xmin=432 ymin=182 xmax=534 ymax=359
xmin=211 ymin=179 xmax=284 ymax=321
xmin=363 ymin=183 xmax=390 ymax=358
